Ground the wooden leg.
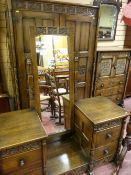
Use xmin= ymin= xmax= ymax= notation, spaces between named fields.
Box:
xmin=126 ymin=115 xmax=131 ymax=150
xmin=113 ymin=115 xmax=131 ymax=175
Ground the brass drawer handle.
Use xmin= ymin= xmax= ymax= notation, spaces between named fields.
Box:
xmin=101 ymin=83 xmax=104 ymax=88
xmin=19 ymin=159 xmax=25 ymax=167
xmin=106 ymin=133 xmax=112 ymax=139
xmin=116 ymin=97 xmax=120 ymax=101
xmin=103 ymin=149 xmax=109 ymax=155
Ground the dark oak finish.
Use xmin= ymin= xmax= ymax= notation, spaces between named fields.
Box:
xmin=0 ymin=109 xmax=47 ymax=175
xmin=12 ymin=0 xmax=98 ymax=114
xmin=74 ymin=96 xmax=129 ymax=174
xmin=47 ymin=137 xmax=87 ymax=175
xmin=93 ymin=48 xmax=131 ymax=104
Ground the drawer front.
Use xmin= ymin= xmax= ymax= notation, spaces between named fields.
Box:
xmin=92 ymin=142 xmax=118 ymax=161
xmin=95 ymin=88 xmax=112 ymax=96
xmin=111 ymin=76 xmax=125 ymax=87
xmin=93 ymin=125 xmax=121 ymax=148
xmin=95 ymin=77 xmax=111 ymax=90
xmin=1 ymin=148 xmax=42 ymax=174
xmin=75 ymin=109 xmax=93 ymax=142
xmin=108 ymin=94 xmax=123 ymax=104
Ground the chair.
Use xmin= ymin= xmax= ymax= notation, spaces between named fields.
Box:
xmin=47 ymin=73 xmax=67 ymax=124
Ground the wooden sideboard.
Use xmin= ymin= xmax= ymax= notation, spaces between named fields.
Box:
xmin=74 ymin=96 xmax=129 ymax=174
xmin=93 ymin=48 xmax=131 ymax=104
xmin=0 ymin=109 xmax=47 ymax=175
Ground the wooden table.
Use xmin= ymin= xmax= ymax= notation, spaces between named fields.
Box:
xmin=0 ymin=109 xmax=47 ymax=175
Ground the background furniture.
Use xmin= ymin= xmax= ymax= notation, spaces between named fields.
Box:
xmin=0 ymin=109 xmax=47 ymax=175
xmin=93 ymin=48 xmax=131 ymax=104
xmin=74 ymin=96 xmax=129 ymax=174
xmin=0 ymin=94 xmax=10 ymax=113
xmin=125 ymin=63 xmax=131 ymax=97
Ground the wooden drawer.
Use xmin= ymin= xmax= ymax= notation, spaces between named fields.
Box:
xmin=95 ymin=85 xmax=124 ymax=97
xmin=95 ymin=88 xmax=112 ymax=96
xmin=75 ymin=111 xmax=93 ymax=142
xmin=111 ymin=76 xmax=125 ymax=87
xmin=0 ymin=148 xmax=42 ymax=174
xmin=108 ymin=94 xmax=123 ymax=104
xmin=92 ymin=142 xmax=118 ymax=161
xmin=95 ymin=77 xmax=111 ymax=90
xmin=93 ymin=125 xmax=121 ymax=148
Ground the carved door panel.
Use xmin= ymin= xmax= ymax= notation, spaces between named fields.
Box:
xmin=65 ymin=15 xmax=97 ymax=100
xmin=13 ymin=11 xmax=59 ymax=112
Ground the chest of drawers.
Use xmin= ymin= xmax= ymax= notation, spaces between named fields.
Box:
xmin=74 ymin=96 xmax=129 ymax=174
xmin=93 ymin=49 xmax=131 ymax=104
xmin=0 ymin=109 xmax=47 ymax=175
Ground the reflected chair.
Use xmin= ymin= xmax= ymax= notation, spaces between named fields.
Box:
xmin=47 ymin=73 xmax=67 ymax=124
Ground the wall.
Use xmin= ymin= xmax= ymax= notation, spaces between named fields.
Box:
xmin=51 ymin=0 xmax=128 ymax=48
xmin=97 ymin=0 xmax=128 ymax=48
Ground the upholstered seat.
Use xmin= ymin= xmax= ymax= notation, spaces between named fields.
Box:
xmin=53 ymin=88 xmax=67 ymax=95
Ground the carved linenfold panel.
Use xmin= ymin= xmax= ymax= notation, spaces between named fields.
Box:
xmin=100 ymin=59 xmax=112 ymax=76
xmin=43 ymin=3 xmax=53 ymax=12
xmin=36 ymin=27 xmax=68 ymax=35
xmin=54 ymin=4 xmax=66 ymax=14
xmin=28 ymin=2 xmax=41 ymax=11
xmin=36 ymin=27 xmax=46 ymax=35
xmin=0 ymin=141 xmax=41 ymax=158
xmin=14 ymin=1 xmax=97 ymax=17
xmin=48 ymin=27 xmax=58 ymax=34
xmin=116 ymin=58 xmax=126 ymax=75
xmin=94 ymin=119 xmax=122 ymax=131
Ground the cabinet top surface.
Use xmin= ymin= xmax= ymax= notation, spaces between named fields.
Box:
xmin=75 ymin=96 xmax=129 ymax=125
xmin=0 ymin=109 xmax=47 ymax=150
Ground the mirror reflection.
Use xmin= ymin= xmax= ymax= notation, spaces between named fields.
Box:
xmin=35 ymin=35 xmax=69 ymax=135
xmin=98 ymin=4 xmax=118 ymax=40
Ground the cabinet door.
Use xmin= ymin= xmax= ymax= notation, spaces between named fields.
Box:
xmin=113 ymin=53 xmax=130 ymax=77
xmin=13 ymin=11 xmax=59 ymax=112
xmin=65 ymin=15 xmax=97 ymax=100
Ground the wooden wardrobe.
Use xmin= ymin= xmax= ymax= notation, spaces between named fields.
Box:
xmin=12 ymin=0 xmax=99 ymax=112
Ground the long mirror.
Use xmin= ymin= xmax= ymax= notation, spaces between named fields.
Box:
xmin=98 ymin=4 xmax=118 ymax=40
xmin=35 ymin=34 xmax=69 ymax=135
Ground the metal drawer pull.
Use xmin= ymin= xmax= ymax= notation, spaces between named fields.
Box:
xmin=119 ymin=81 xmax=123 ymax=84
xmin=103 ymin=149 xmax=109 ymax=155
xmin=106 ymin=133 xmax=112 ymax=139
xmin=101 ymin=84 xmax=104 ymax=88
xmin=19 ymin=159 xmax=25 ymax=167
